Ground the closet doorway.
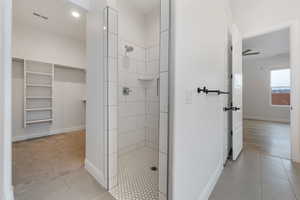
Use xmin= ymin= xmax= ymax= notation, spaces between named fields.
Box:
xmin=11 ymin=0 xmax=91 ymax=199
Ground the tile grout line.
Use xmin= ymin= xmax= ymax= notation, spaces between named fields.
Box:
xmin=259 ymin=151 xmax=263 ymax=200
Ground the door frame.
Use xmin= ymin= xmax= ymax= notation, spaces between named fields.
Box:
xmin=243 ymin=20 xmax=300 ymax=163
xmin=1 ymin=0 xmax=13 ymax=199
xmin=1 ymin=0 xmax=92 ymax=199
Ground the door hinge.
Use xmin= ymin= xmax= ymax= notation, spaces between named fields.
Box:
xmin=230 ymin=130 xmax=233 ymax=136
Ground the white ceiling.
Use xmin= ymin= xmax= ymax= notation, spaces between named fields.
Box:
xmin=243 ymin=28 xmax=290 ymax=60
xmin=13 ymin=0 xmax=160 ymax=40
xmin=13 ymin=0 xmax=86 ymax=40
xmin=125 ymin=0 xmax=160 ymax=14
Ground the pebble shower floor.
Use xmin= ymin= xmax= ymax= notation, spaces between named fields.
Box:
xmin=110 ymin=147 xmax=159 ymax=200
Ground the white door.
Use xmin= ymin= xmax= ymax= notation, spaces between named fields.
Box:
xmin=223 ymin=31 xmax=233 ymax=165
xmin=231 ymin=24 xmax=243 ymax=160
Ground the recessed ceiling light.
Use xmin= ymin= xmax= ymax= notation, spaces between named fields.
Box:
xmin=71 ymin=11 xmax=81 ymax=18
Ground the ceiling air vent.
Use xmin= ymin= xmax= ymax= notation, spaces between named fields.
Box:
xmin=33 ymin=12 xmax=48 ymax=20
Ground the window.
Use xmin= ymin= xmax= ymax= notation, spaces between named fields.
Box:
xmin=270 ymin=69 xmax=291 ymax=106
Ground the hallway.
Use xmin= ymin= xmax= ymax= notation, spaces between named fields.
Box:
xmin=244 ymin=120 xmax=291 ymax=159
xmin=209 ymin=144 xmax=300 ymax=200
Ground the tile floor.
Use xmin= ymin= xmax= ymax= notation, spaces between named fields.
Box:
xmin=13 ymin=131 xmax=85 ymax=187
xmin=13 ymin=123 xmax=298 ymax=200
xmin=209 ymin=144 xmax=300 ymax=200
xmin=13 ymin=131 xmax=116 ymax=200
xmin=110 ymin=147 xmax=159 ymax=200
xmin=244 ymin=120 xmax=291 ymax=159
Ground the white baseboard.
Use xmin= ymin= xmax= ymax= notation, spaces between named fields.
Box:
xmin=13 ymin=126 xmax=85 ymax=142
xmin=197 ymin=162 xmax=223 ymax=200
xmin=8 ymin=187 xmax=14 ymax=200
xmin=85 ymin=159 xmax=107 ymax=189
xmin=1 ymin=186 xmax=14 ymax=200
xmin=244 ymin=116 xmax=290 ymax=123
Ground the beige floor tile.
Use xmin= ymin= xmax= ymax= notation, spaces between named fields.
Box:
xmin=208 ymin=195 xmax=216 ymax=200
xmin=244 ymin=120 xmax=290 ymax=159
xmin=13 ymin=131 xmax=85 ymax=188
xmin=209 ymin=120 xmax=298 ymax=200
xmin=13 ymin=131 xmax=115 ymax=200
xmin=14 ymin=176 xmax=69 ymax=200
xmin=288 ymin=178 xmax=300 ymax=199
xmin=282 ymin=162 xmax=300 ymax=200
xmin=212 ymin=177 xmax=261 ymax=200
xmin=260 ymin=154 xmax=288 ymax=181
xmin=63 ymin=168 xmax=106 ymax=200
xmin=93 ymin=193 xmax=117 ymax=200
xmin=262 ymin=177 xmax=296 ymax=200
xmin=282 ymin=159 xmax=300 ymax=175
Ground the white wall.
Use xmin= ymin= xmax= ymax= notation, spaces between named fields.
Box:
xmin=118 ymin=1 xmax=147 ymax=47
xmin=171 ymin=0 xmax=232 ymax=199
xmin=12 ymin=60 xmax=86 ymax=141
xmin=230 ymin=0 xmax=300 ymax=35
xmin=0 ymin=0 xmax=13 ymax=199
xmin=85 ymin=0 xmax=108 ymax=188
xmin=0 ymin=2 xmax=4 ymax=198
xmin=243 ymin=54 xmax=290 ymax=122
xmin=12 ymin=22 xmax=86 ymax=69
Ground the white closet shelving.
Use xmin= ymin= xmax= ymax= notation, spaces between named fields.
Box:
xmin=24 ymin=60 xmax=54 ymax=127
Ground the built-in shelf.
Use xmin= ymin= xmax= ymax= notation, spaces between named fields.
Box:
xmin=25 ymin=107 xmax=52 ymax=111
xmin=26 ymin=96 xmax=53 ymax=99
xmin=26 ymin=119 xmax=53 ymax=125
xmin=26 ymin=84 xmax=52 ymax=88
xmin=13 ymin=57 xmax=86 ymax=71
xmin=26 ymin=71 xmax=52 ymax=76
xmin=24 ymin=60 xmax=54 ymax=128
xmin=138 ymin=76 xmax=156 ymax=81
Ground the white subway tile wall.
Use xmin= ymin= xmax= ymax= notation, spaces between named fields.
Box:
xmin=105 ymin=7 xmax=119 ymax=190
xmin=118 ymin=39 xmax=160 ymax=155
xmin=118 ymin=39 xmax=147 ymax=154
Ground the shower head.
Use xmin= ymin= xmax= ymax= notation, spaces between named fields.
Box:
xmin=125 ymin=45 xmax=134 ymax=53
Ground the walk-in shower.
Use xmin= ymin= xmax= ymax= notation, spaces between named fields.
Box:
xmin=104 ymin=0 xmax=170 ymax=199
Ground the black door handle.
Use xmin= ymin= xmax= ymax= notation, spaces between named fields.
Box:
xmin=223 ymin=106 xmax=240 ymax=112
xmin=232 ymin=107 xmax=240 ymax=111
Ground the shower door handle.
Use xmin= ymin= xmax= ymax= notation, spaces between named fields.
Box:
xmin=157 ymin=78 xmax=160 ymax=96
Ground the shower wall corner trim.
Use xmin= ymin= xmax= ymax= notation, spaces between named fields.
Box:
xmin=104 ymin=6 xmax=119 ymax=190
xmin=159 ymin=0 xmax=170 ymax=200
